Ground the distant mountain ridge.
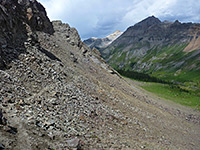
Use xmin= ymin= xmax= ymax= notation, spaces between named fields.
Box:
xmin=100 ymin=16 xmax=200 ymax=83
xmin=84 ymin=30 xmax=122 ymax=49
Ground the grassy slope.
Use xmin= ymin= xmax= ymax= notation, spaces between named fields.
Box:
xmin=144 ymin=45 xmax=200 ymax=83
xmin=109 ymin=44 xmax=200 ymax=87
xmin=141 ymin=82 xmax=200 ymax=111
xmin=108 ymin=44 xmax=200 ymax=110
xmin=109 ymin=44 xmax=200 ymax=82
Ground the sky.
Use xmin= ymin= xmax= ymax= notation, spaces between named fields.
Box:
xmin=39 ymin=0 xmax=200 ymax=40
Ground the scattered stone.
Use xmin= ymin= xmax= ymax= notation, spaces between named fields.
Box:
xmin=141 ymin=145 xmax=146 ymax=149
xmin=67 ymin=137 xmax=80 ymax=148
xmin=7 ymin=126 xmax=18 ymax=135
xmin=1 ymin=45 xmax=7 ymax=48
xmin=0 ymin=109 xmax=7 ymax=125
xmin=0 ymin=144 xmax=5 ymax=150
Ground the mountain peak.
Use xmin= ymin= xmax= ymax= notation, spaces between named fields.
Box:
xmin=106 ymin=30 xmax=122 ymax=39
xmin=91 ymin=37 xmax=98 ymax=40
xmin=147 ymin=15 xmax=160 ymax=21
xmin=173 ymin=20 xmax=181 ymax=25
xmin=135 ymin=16 xmax=161 ymax=27
xmin=141 ymin=15 xmax=161 ymax=23
xmin=84 ymin=30 xmax=123 ymax=49
xmin=114 ymin=30 xmax=121 ymax=34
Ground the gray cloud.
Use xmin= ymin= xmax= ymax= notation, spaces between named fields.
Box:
xmin=39 ymin=0 xmax=200 ymax=39
xmin=158 ymin=0 xmax=200 ymax=23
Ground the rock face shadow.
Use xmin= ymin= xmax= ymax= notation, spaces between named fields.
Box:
xmin=39 ymin=47 xmax=61 ymax=62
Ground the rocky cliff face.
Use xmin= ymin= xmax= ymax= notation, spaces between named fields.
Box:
xmin=0 ymin=1 xmax=200 ymax=150
xmin=0 ymin=0 xmax=53 ymax=69
xmin=84 ymin=30 xmax=122 ymax=50
xmin=102 ymin=16 xmax=200 ymax=82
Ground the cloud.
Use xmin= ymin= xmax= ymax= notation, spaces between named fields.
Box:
xmin=39 ymin=0 xmax=200 ymax=39
xmin=159 ymin=0 xmax=200 ymax=23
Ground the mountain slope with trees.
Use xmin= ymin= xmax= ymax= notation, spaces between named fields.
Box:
xmin=102 ymin=16 xmax=200 ymax=84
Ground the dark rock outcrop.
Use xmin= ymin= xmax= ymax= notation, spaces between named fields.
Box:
xmin=0 ymin=0 xmax=53 ymax=45
xmin=0 ymin=0 xmax=53 ymax=69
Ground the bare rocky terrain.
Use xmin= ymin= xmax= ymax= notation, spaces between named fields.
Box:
xmin=0 ymin=1 xmax=200 ymax=150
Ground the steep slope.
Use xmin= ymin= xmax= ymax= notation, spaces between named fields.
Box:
xmin=103 ymin=16 xmax=200 ymax=82
xmin=0 ymin=1 xmax=200 ymax=150
xmin=84 ymin=30 xmax=122 ymax=50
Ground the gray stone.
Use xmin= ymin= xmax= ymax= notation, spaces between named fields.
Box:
xmin=67 ymin=137 xmax=80 ymax=148
xmin=0 ymin=143 xmax=5 ymax=150
xmin=0 ymin=109 xmax=7 ymax=125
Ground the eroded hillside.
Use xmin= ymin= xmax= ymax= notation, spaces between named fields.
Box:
xmin=0 ymin=1 xmax=200 ymax=150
